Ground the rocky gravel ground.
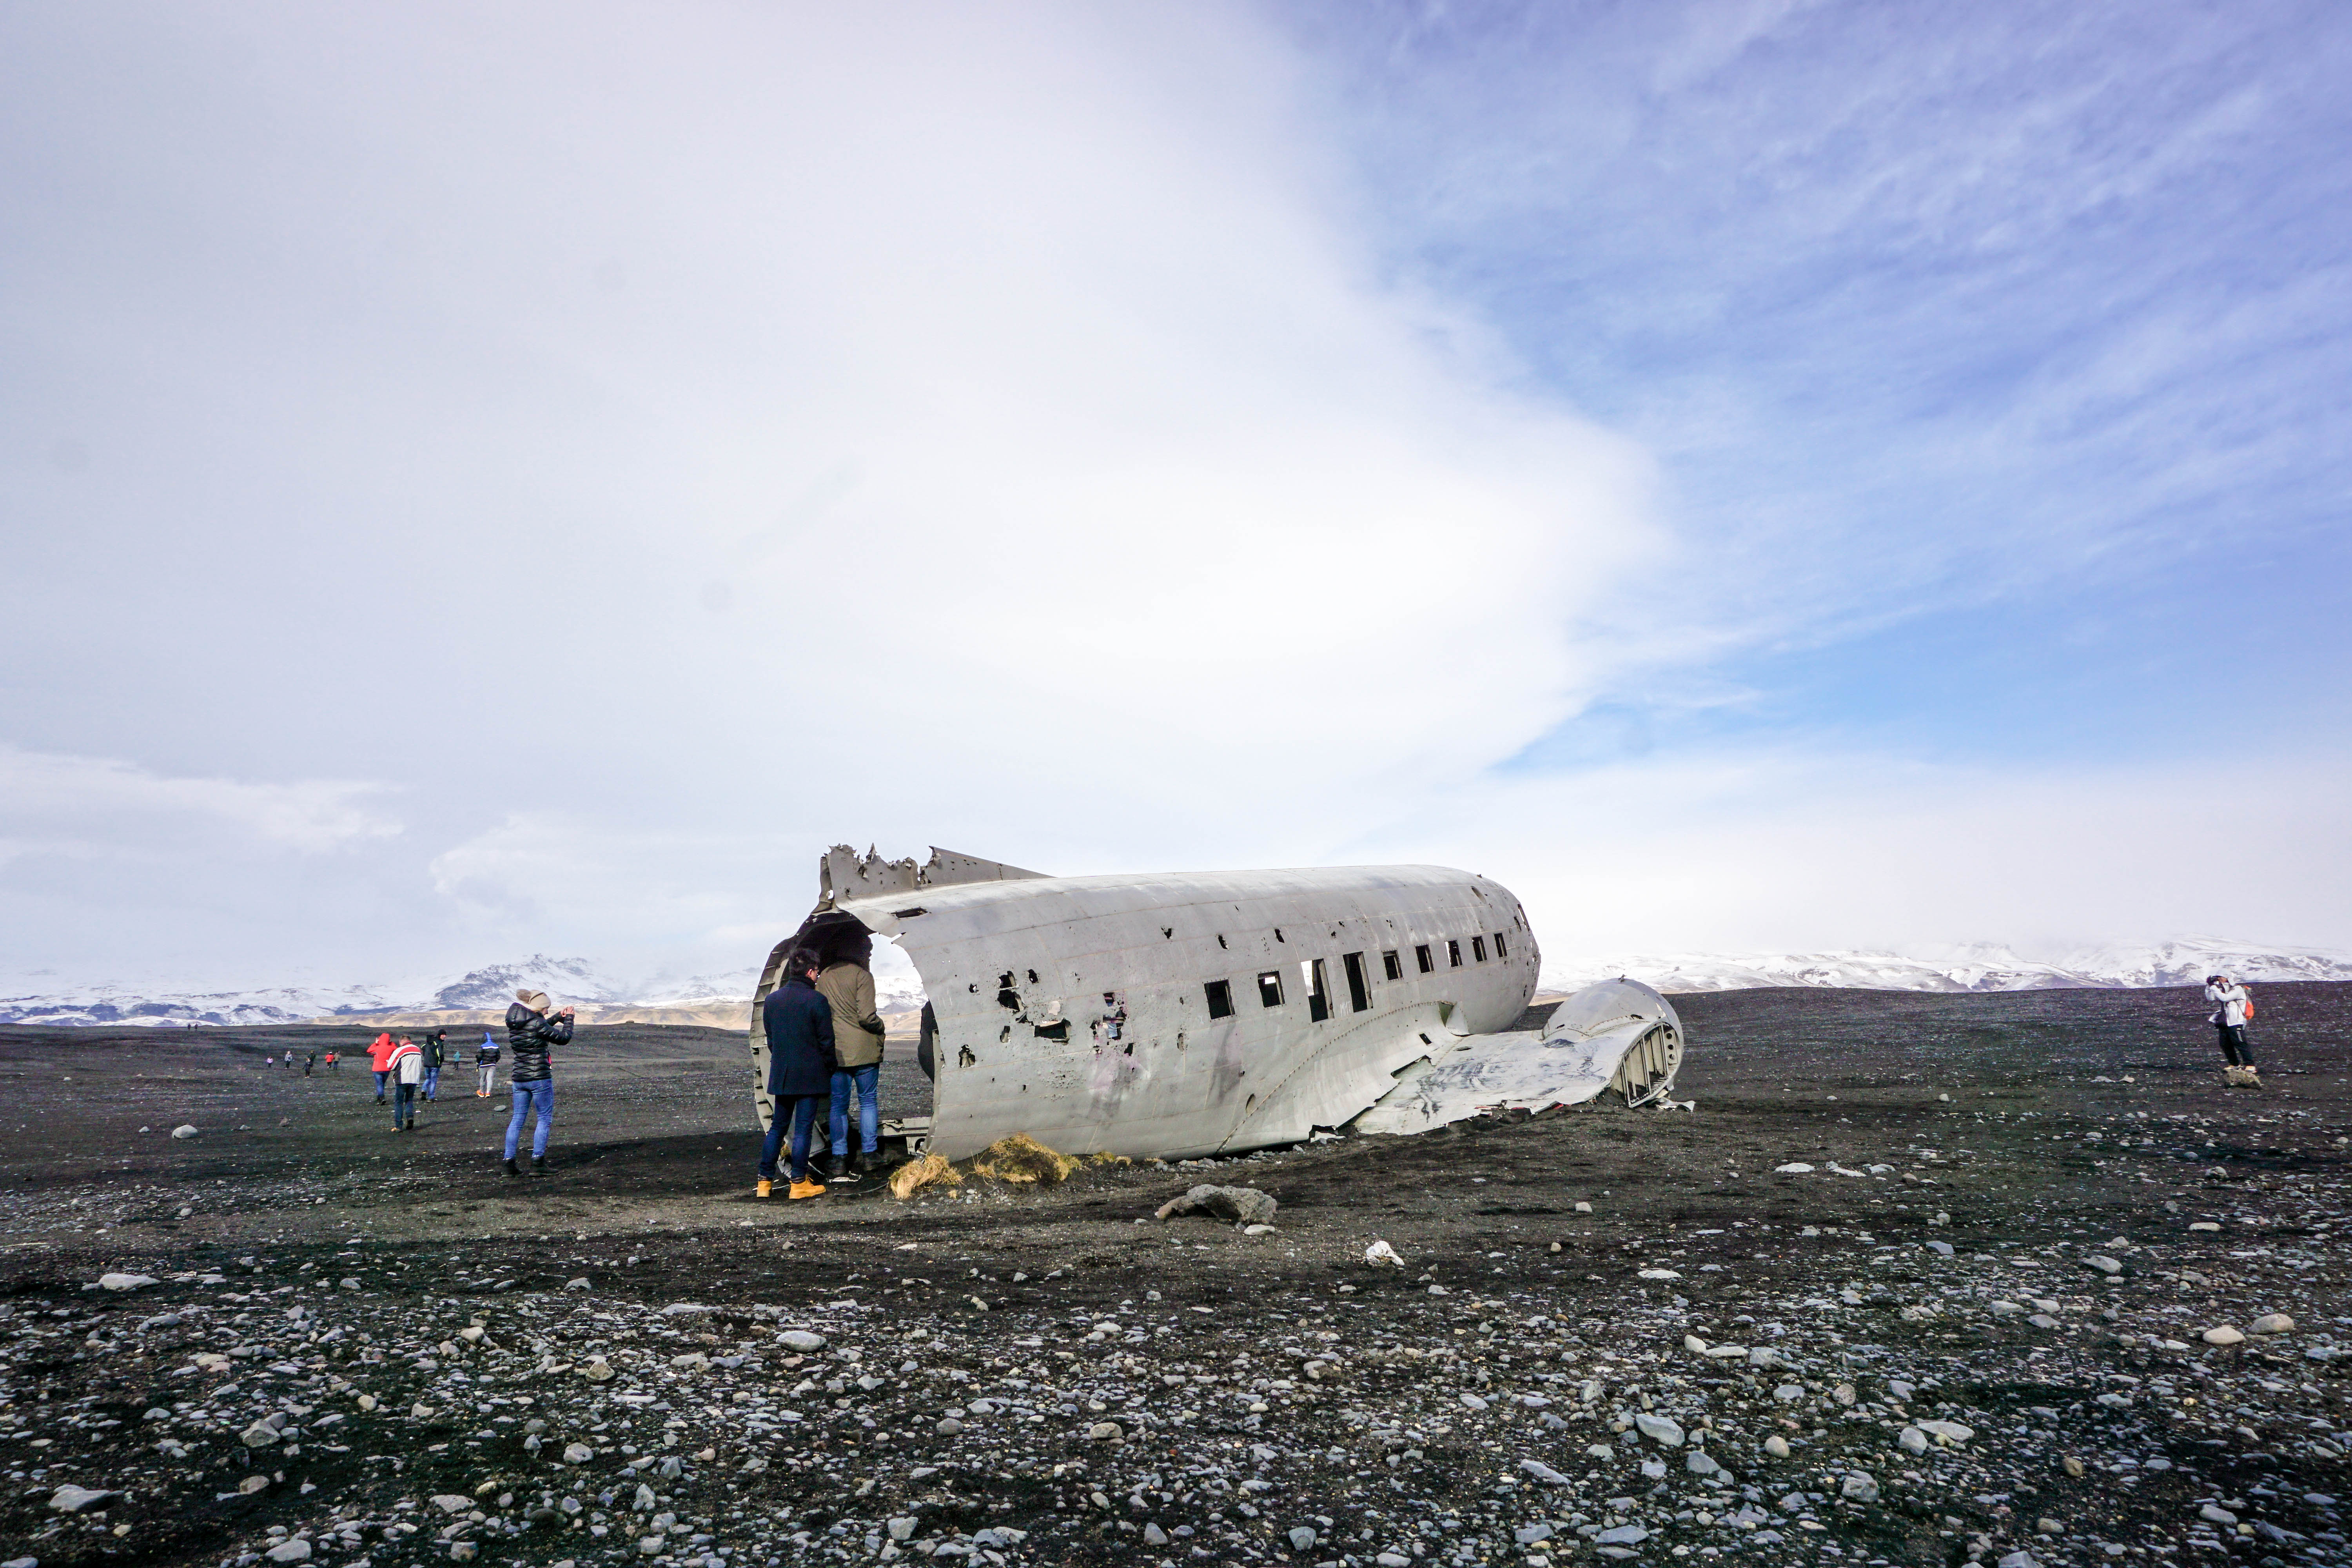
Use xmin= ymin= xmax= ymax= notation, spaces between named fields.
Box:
xmin=0 ymin=984 xmax=2346 ymax=1568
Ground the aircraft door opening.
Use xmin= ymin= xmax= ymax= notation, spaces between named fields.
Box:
xmin=1304 ymin=958 xmax=1331 ymax=1022
xmin=1342 ymin=951 xmax=1371 ymax=1013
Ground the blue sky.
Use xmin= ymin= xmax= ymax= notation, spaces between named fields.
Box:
xmin=1290 ymin=0 xmax=2352 ymax=768
xmin=1 ymin=2 xmax=2345 ymax=991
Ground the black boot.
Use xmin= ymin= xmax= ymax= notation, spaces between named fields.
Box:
xmin=825 ymin=1154 xmax=860 ymax=1185
xmin=530 ymin=1154 xmax=547 ymax=1177
xmin=504 ymin=1157 xmax=521 ymax=1177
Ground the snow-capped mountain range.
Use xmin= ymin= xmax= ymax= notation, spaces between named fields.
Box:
xmin=0 ymin=952 xmax=925 ymax=1028
xmin=1542 ymin=935 xmax=2352 ymax=995
xmin=3 ymin=935 xmax=2346 ymax=1027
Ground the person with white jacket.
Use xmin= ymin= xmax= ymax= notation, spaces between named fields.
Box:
xmin=2203 ymin=973 xmax=2258 ymax=1085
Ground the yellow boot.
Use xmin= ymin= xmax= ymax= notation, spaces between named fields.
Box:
xmin=788 ymin=1176 xmax=828 ymax=1200
xmin=755 ymin=1178 xmax=773 ymax=1199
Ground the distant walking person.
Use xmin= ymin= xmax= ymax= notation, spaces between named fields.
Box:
xmin=502 ymin=990 xmax=573 ymax=1177
xmin=421 ymin=1029 xmax=447 ymax=1102
xmin=324 ymin=1050 xmax=338 ymax=1072
xmin=2203 ymin=973 xmax=2259 ymax=1086
xmin=367 ymin=1032 xmax=399 ymax=1103
xmin=474 ymin=1030 xmax=500 ymax=1097
xmin=815 ymin=931 xmax=889 ymax=1183
xmin=388 ymin=1035 xmax=423 ymax=1130
xmin=303 ymin=1052 xmax=315 ymax=1077
xmin=757 ymin=951 xmax=837 ymax=1201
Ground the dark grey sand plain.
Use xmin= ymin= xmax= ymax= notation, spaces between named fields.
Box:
xmin=0 ymin=985 xmax=2347 ymax=1568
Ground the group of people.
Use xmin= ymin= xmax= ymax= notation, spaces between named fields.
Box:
xmin=347 ymin=1004 xmax=557 ymax=1168
xmin=362 ymin=1026 xmax=511 ymax=1131
xmin=758 ymin=930 xmax=889 ymax=1200
xmin=271 ymin=1049 xmax=335 ymax=1075
xmin=2204 ymin=973 xmax=2261 ymax=1086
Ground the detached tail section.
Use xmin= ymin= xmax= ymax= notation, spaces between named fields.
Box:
xmin=1349 ymin=977 xmax=1685 ymax=1135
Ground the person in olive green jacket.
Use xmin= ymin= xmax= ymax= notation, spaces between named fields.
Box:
xmin=815 ymin=935 xmax=888 ymax=1182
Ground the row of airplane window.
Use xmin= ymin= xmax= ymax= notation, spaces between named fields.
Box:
xmin=1198 ymin=933 xmax=1512 ymax=1023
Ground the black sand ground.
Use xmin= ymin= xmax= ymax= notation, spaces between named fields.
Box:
xmin=0 ymin=985 xmax=2345 ymax=1568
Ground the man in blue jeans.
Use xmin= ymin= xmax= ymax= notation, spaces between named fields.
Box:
xmin=759 ymin=951 xmax=837 ymax=1200
xmin=501 ymin=989 xmax=573 ymax=1177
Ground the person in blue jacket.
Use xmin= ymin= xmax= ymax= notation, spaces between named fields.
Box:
xmin=759 ymin=950 xmax=838 ymax=1200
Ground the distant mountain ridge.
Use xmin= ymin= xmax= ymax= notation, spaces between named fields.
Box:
xmin=4 ymin=935 xmax=2346 ymax=1026
xmin=0 ymin=951 xmax=920 ymax=1028
xmin=1543 ymin=935 xmax=2352 ymax=995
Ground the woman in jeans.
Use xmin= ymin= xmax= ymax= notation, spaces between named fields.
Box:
xmin=502 ymin=990 xmax=573 ymax=1176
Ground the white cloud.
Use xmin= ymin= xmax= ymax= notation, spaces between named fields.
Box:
xmin=1408 ymin=742 xmax=2352 ymax=964
xmin=0 ymin=745 xmax=399 ymax=855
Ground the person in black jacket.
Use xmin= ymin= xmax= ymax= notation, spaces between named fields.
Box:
xmin=759 ymin=951 xmax=837 ymax=1200
xmin=421 ymin=1029 xmax=447 ymax=1101
xmin=502 ymin=989 xmax=574 ymax=1177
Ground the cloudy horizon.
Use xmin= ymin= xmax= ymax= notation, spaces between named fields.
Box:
xmin=4 ymin=2 xmax=2347 ymax=994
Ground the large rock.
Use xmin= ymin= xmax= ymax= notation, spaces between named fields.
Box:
xmin=51 ymin=1484 xmax=125 ymax=1513
xmin=1154 ymin=1185 xmax=1278 ymax=1225
xmin=1633 ymin=1413 xmax=1685 ymax=1447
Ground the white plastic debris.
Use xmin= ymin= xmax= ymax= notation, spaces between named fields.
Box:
xmin=1363 ymin=1240 xmax=1405 ymax=1268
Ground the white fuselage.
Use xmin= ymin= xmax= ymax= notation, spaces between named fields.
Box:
xmin=845 ymin=864 xmax=1539 ymax=1160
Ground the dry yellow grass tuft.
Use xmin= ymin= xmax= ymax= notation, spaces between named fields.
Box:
xmin=969 ymin=1132 xmax=1082 ymax=1186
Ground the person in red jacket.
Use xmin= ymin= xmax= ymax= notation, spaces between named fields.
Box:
xmin=365 ymin=1032 xmax=399 ymax=1103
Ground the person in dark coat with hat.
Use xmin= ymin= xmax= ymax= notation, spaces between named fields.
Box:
xmin=759 ymin=951 xmax=838 ymax=1199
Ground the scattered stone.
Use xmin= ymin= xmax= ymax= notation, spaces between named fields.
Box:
xmin=1765 ymin=1435 xmax=1792 ymax=1459
xmin=263 ymin=1540 xmax=311 ymax=1563
xmin=1154 ymin=1184 xmax=1278 ymax=1225
xmin=1288 ymin=1526 xmax=1318 ymax=1551
xmin=96 ymin=1272 xmax=159 ymax=1292
xmin=563 ymin=1442 xmax=594 ymax=1463
xmin=1841 ymin=1472 xmax=1880 ymax=1503
xmin=50 ymin=1485 xmax=124 ymax=1513
xmin=2202 ymin=1325 xmax=2246 ymax=1346
xmin=1087 ymin=1421 xmax=1124 ymax=1441
xmin=1633 ymin=1412 xmax=1685 ymax=1447
xmin=2085 ymin=1255 xmax=2123 ymax=1275
xmin=2249 ymin=1313 xmax=2295 ymax=1334
xmin=171 ymin=1125 xmax=199 ymax=1139
xmin=1772 ymin=1163 xmax=1815 ymax=1174
xmin=777 ymin=1329 xmax=826 ymax=1352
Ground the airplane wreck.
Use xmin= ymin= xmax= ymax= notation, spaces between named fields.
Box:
xmin=749 ymin=846 xmax=1684 ymax=1162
